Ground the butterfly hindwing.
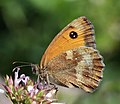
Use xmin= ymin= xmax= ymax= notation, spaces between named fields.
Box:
xmin=46 ymin=47 xmax=104 ymax=92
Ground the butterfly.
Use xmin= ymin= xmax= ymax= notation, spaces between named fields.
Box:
xmin=35 ymin=16 xmax=105 ymax=93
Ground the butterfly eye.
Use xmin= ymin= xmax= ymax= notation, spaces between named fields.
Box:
xmin=69 ymin=31 xmax=78 ymax=39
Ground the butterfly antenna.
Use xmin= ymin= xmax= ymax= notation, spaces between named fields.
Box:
xmin=13 ymin=61 xmax=32 ymax=65
xmin=12 ymin=64 xmax=35 ymax=72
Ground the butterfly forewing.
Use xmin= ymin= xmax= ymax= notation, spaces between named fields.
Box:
xmin=46 ymin=47 xmax=104 ymax=92
xmin=40 ymin=16 xmax=96 ymax=68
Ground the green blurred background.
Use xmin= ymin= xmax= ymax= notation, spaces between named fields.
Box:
xmin=0 ymin=0 xmax=120 ymax=104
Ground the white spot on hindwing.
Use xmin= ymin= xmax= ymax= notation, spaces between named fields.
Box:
xmin=66 ymin=50 xmax=73 ymax=60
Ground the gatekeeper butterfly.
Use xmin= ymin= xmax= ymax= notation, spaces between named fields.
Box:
xmin=34 ymin=16 xmax=104 ymax=93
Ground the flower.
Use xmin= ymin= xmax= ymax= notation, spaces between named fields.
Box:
xmin=2 ymin=67 xmax=58 ymax=104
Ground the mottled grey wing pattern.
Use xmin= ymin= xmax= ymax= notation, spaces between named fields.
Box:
xmin=47 ymin=46 xmax=104 ymax=92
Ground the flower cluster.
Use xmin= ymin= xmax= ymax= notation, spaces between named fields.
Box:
xmin=2 ymin=68 xmax=58 ymax=104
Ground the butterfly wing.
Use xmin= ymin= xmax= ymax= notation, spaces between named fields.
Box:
xmin=46 ymin=47 xmax=104 ymax=92
xmin=40 ymin=16 xmax=96 ymax=68
xmin=39 ymin=16 xmax=105 ymax=92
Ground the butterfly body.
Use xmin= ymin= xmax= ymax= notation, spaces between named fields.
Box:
xmin=38 ymin=16 xmax=105 ymax=93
